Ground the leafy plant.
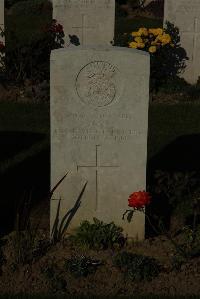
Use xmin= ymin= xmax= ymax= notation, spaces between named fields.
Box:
xmin=64 ymin=254 xmax=102 ymax=278
xmin=150 ymin=21 xmax=188 ymax=91
xmin=41 ymin=260 xmax=67 ymax=293
xmin=113 ymin=251 xmax=161 ymax=281
xmin=114 ymin=21 xmax=188 ymax=93
xmin=4 ymin=17 xmax=65 ymax=84
xmin=69 ymin=218 xmax=126 ymax=250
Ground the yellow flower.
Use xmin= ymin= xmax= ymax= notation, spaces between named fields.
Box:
xmin=129 ymin=41 xmax=138 ymax=48
xmin=151 ymin=41 xmax=157 ymax=46
xmin=156 ymin=33 xmax=171 ymax=45
xmin=148 ymin=46 xmax=157 ymax=53
xmin=137 ymin=42 xmax=145 ymax=49
xmin=134 ymin=36 xmax=143 ymax=43
xmin=138 ymin=27 xmax=148 ymax=36
xmin=149 ymin=28 xmax=163 ymax=36
xmin=131 ymin=31 xmax=141 ymax=37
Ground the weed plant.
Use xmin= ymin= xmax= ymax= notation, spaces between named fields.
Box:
xmin=113 ymin=251 xmax=162 ymax=281
xmin=69 ymin=218 xmax=126 ymax=250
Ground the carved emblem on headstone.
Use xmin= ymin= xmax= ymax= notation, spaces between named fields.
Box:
xmin=75 ymin=61 xmax=120 ymax=107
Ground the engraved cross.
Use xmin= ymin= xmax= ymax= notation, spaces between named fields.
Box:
xmin=72 ymin=14 xmax=95 ymax=45
xmin=77 ymin=145 xmax=119 ymax=210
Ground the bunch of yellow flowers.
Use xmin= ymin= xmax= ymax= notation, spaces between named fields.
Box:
xmin=128 ymin=27 xmax=174 ymax=54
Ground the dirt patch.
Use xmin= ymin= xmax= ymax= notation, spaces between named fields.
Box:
xmin=0 ymin=220 xmax=200 ymax=296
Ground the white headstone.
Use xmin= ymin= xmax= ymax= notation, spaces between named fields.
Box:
xmin=53 ymin=0 xmax=115 ymax=46
xmin=164 ymin=0 xmax=200 ymax=84
xmin=0 ymin=0 xmax=4 ymax=43
xmin=50 ymin=46 xmax=150 ymax=240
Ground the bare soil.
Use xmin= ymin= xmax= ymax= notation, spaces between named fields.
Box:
xmin=0 ymin=200 xmax=200 ymax=297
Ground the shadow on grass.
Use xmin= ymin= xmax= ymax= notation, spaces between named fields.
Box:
xmin=0 ymin=132 xmax=45 ymax=163
xmin=0 ymin=131 xmax=49 ymax=238
xmin=148 ymin=134 xmax=200 ymax=172
xmin=146 ymin=133 xmax=200 ymax=237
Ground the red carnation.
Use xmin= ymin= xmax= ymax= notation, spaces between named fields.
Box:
xmin=56 ymin=24 xmax=63 ymax=33
xmin=49 ymin=20 xmax=63 ymax=33
xmin=0 ymin=41 xmax=5 ymax=50
xmin=128 ymin=191 xmax=151 ymax=209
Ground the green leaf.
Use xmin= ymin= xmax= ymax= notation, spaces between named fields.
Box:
xmin=127 ymin=210 xmax=134 ymax=223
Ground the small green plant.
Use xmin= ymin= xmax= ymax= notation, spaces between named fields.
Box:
xmin=170 ymin=225 xmax=200 ymax=271
xmin=171 ymin=252 xmax=187 ymax=271
xmin=41 ymin=260 xmax=67 ymax=293
xmin=64 ymin=254 xmax=102 ymax=278
xmin=174 ymin=225 xmax=200 ymax=260
xmin=113 ymin=251 xmax=161 ymax=281
xmin=69 ymin=217 xmax=126 ymax=250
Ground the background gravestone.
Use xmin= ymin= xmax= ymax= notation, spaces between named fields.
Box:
xmin=53 ymin=0 xmax=115 ymax=46
xmin=0 ymin=0 xmax=4 ymax=43
xmin=164 ymin=0 xmax=200 ymax=84
xmin=50 ymin=46 xmax=150 ymax=240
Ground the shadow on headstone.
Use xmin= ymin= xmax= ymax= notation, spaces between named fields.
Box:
xmin=146 ymin=134 xmax=200 ymax=237
xmin=0 ymin=131 xmax=50 ymax=238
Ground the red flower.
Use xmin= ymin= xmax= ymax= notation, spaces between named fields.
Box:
xmin=49 ymin=20 xmax=63 ymax=33
xmin=128 ymin=191 xmax=151 ymax=209
xmin=0 ymin=41 xmax=5 ymax=50
xmin=56 ymin=24 xmax=63 ymax=33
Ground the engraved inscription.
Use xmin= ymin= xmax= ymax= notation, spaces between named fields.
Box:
xmin=75 ymin=61 xmax=121 ymax=107
xmin=55 ymin=0 xmax=112 ymax=8
xmin=52 ymin=127 xmax=142 ymax=143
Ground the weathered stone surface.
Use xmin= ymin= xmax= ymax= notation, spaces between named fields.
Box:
xmin=53 ymin=0 xmax=115 ymax=46
xmin=164 ymin=0 xmax=200 ymax=84
xmin=50 ymin=46 xmax=150 ymax=240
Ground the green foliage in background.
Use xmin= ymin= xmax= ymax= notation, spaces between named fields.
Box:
xmin=150 ymin=21 xmax=188 ymax=91
xmin=114 ymin=21 xmax=188 ymax=92
xmin=4 ymin=0 xmax=54 ymax=83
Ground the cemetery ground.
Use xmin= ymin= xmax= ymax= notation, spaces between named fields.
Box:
xmin=0 ymin=100 xmax=200 ymax=296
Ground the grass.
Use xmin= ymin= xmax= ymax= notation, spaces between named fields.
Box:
xmin=0 ymin=101 xmax=49 ymax=174
xmin=148 ymin=102 xmax=200 ymax=160
xmin=0 ymin=101 xmax=49 ymax=134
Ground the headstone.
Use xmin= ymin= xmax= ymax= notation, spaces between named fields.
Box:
xmin=53 ymin=0 xmax=115 ymax=46
xmin=50 ymin=46 xmax=150 ymax=240
xmin=0 ymin=0 xmax=4 ymax=43
xmin=164 ymin=0 xmax=200 ymax=84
